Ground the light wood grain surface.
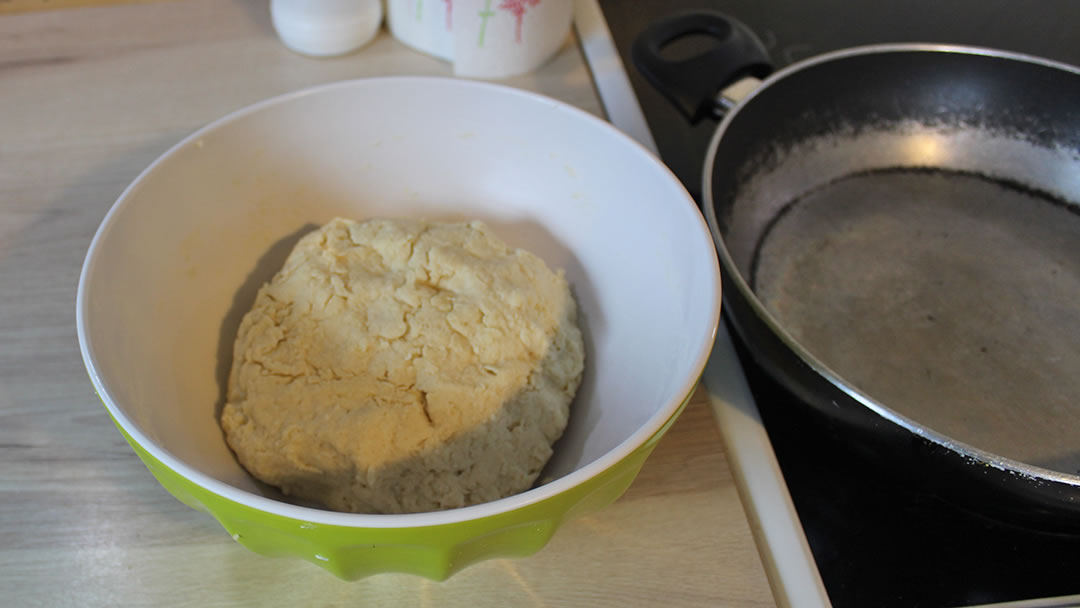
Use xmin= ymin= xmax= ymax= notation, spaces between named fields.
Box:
xmin=0 ymin=1 xmax=775 ymax=605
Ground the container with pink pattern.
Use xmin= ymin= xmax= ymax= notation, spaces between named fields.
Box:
xmin=387 ymin=0 xmax=573 ymax=78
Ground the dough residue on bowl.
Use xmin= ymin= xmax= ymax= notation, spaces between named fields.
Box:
xmin=220 ymin=217 xmax=585 ymax=514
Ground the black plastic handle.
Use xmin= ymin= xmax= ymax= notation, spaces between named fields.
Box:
xmin=631 ymin=11 xmax=773 ymax=124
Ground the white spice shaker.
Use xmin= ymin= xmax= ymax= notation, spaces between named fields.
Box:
xmin=270 ymin=0 xmax=384 ymax=57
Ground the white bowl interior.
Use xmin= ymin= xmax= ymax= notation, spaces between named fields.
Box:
xmin=80 ymin=78 xmax=719 ymax=514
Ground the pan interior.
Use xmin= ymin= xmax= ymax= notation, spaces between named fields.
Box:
xmin=750 ymin=167 xmax=1080 ymax=476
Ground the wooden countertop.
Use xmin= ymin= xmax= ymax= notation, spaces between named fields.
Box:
xmin=0 ymin=1 xmax=775 ymax=605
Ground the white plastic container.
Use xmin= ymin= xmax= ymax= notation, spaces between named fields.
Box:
xmin=385 ymin=0 xmax=573 ymax=79
xmin=270 ymin=0 xmax=383 ymax=57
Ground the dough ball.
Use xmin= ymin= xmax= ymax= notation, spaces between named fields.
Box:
xmin=220 ymin=217 xmax=584 ymax=514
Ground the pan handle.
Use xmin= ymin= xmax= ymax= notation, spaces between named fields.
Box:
xmin=631 ymin=11 xmax=773 ymax=124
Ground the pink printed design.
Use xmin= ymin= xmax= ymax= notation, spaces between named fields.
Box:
xmin=443 ymin=0 xmax=452 ymax=30
xmin=498 ymin=0 xmax=542 ymax=43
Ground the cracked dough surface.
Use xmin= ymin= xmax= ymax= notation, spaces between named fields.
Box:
xmin=220 ymin=217 xmax=584 ymax=514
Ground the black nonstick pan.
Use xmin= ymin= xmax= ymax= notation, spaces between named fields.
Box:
xmin=633 ymin=12 xmax=1080 ymax=530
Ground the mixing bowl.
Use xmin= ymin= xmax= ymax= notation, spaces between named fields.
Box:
xmin=76 ymin=77 xmax=721 ymax=580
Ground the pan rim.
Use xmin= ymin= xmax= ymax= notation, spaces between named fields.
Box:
xmin=702 ymin=42 xmax=1080 ymax=488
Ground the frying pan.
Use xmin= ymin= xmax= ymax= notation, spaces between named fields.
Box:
xmin=632 ymin=12 xmax=1080 ymax=530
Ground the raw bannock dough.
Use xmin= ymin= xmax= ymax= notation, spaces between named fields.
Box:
xmin=220 ymin=218 xmax=585 ymax=514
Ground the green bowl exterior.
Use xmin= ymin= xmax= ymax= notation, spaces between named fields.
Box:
xmin=103 ymin=386 xmax=696 ymax=581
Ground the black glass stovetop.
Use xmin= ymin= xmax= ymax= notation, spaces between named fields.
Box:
xmin=594 ymin=2 xmax=1080 ymax=606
